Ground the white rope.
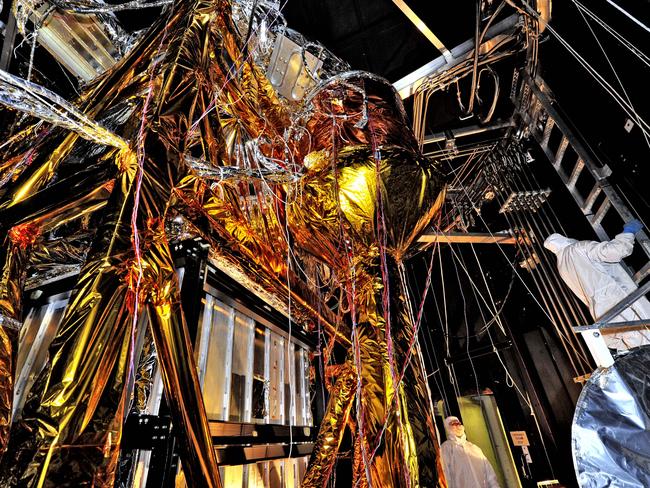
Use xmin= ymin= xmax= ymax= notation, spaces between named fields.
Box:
xmin=573 ymin=0 xmax=650 ymax=68
xmin=605 ymin=0 xmax=650 ymax=33
xmin=543 ymin=22 xmax=650 ymax=138
xmin=571 ymin=0 xmax=650 ymax=151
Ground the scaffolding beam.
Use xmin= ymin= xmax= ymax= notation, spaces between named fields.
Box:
xmin=423 ymin=120 xmax=515 ymax=144
xmin=391 ymin=0 xmax=452 ymax=62
xmin=418 ymin=232 xmax=517 ymax=245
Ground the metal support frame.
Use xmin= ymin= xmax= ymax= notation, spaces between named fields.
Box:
xmin=209 ymin=421 xmax=315 ymax=446
xmin=591 ymin=279 xmax=650 ymax=327
xmin=216 ymin=442 xmax=313 ymax=466
xmin=418 ymin=231 xmax=518 ymax=245
xmin=518 ymin=75 xmax=650 ymax=368
xmin=137 ymin=241 xmax=209 ymax=488
xmin=573 ymin=280 xmax=650 ymax=332
xmin=0 ymin=12 xmax=18 ymax=71
xmin=176 ymin=239 xmax=210 ymax=340
xmin=423 ymin=120 xmax=515 ymax=144
xmin=124 ymin=242 xmax=316 ymax=484
xmin=393 ymin=14 xmax=519 ymax=98
xmin=122 ymin=415 xmax=174 ymax=451
xmin=18 ymin=4 xmax=119 ymax=80
xmin=124 ymin=415 xmax=315 ymax=464
xmin=13 ymin=293 xmax=70 ymax=419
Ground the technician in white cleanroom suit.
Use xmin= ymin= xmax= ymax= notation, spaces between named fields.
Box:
xmin=543 ymin=219 xmax=650 ymax=352
xmin=441 ymin=416 xmax=500 ymax=488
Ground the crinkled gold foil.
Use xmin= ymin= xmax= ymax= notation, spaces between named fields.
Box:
xmin=0 ymin=1 xmax=229 ymax=485
xmin=291 ymin=77 xmax=446 ymax=486
xmin=0 ymin=324 xmax=14 ymax=458
xmin=143 ymin=218 xmax=221 ymax=488
xmin=0 ymin=0 xmax=448 ymax=486
xmin=170 ymin=182 xmax=347 ymax=343
xmin=302 ymin=361 xmax=356 ymax=487
xmin=13 ymin=164 xmax=138 ymax=487
xmin=0 ymin=238 xmax=32 ymax=457
xmin=0 ymin=132 xmax=84 ymax=212
xmin=0 ymin=242 xmax=30 ymax=322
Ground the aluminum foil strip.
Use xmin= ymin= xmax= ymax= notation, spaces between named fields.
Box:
xmin=186 ymin=155 xmax=302 ymax=183
xmin=0 ymin=70 xmax=128 ymax=149
xmin=18 ymin=0 xmax=173 ymax=15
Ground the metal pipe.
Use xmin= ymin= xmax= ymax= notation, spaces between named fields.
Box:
xmin=463 ymin=0 xmax=482 ymax=117
xmin=423 ymin=120 xmax=515 ymax=144
xmin=393 ymin=14 xmax=519 ymax=98
xmin=575 ymin=319 xmax=650 ymax=332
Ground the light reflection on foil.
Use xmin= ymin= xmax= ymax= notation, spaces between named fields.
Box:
xmin=0 ymin=0 xmax=451 ymax=485
xmin=573 ymin=346 xmax=650 ymax=488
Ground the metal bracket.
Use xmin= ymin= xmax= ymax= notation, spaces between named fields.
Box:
xmin=121 ymin=414 xmax=173 ymax=450
xmin=572 ymin=374 xmax=591 ymax=384
xmin=498 ymin=189 xmax=551 ymax=213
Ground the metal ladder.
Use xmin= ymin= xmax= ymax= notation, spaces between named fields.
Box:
xmin=518 ymin=75 xmax=650 ymax=284
xmin=516 ymin=75 xmax=650 ymax=368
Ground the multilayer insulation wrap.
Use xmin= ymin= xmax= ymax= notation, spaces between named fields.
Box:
xmin=573 ymin=346 xmax=650 ymax=488
xmin=0 ymin=0 xmax=446 ymax=486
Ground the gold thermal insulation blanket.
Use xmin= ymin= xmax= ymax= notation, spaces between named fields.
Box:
xmin=289 ymin=77 xmax=446 ymax=486
xmin=0 ymin=238 xmax=31 ymax=458
xmin=0 ymin=0 xmax=448 ymax=486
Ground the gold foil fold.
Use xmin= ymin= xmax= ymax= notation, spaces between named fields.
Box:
xmin=302 ymin=361 xmax=356 ymax=487
xmin=292 ymin=76 xmax=446 ymax=486
xmin=0 ymin=237 xmax=32 ymax=458
xmin=0 ymin=0 xmax=449 ymax=486
xmin=143 ymin=218 xmax=222 ymax=488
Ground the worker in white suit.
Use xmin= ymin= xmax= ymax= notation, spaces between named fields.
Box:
xmin=441 ymin=416 xmax=500 ymax=488
xmin=543 ymin=219 xmax=650 ymax=355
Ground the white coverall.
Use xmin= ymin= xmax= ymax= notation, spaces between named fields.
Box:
xmin=441 ymin=417 xmax=500 ymax=488
xmin=544 ymin=232 xmax=650 ymax=351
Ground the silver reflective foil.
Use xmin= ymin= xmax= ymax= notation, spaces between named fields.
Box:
xmin=572 ymin=345 xmax=650 ymax=488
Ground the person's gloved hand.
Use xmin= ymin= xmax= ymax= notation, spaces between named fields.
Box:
xmin=623 ymin=219 xmax=643 ymax=234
